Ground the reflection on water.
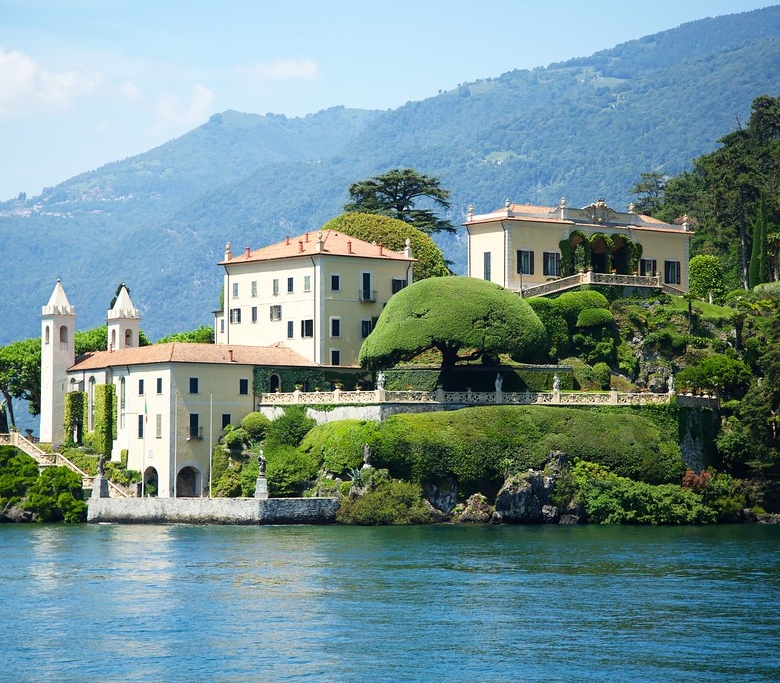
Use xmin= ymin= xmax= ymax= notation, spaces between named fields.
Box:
xmin=1 ymin=524 xmax=779 ymax=681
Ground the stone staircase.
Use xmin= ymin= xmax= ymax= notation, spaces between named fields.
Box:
xmin=0 ymin=431 xmax=131 ymax=498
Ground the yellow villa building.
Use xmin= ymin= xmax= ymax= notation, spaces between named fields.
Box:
xmin=464 ymin=197 xmax=692 ymax=293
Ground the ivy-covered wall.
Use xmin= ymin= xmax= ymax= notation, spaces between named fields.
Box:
xmin=63 ymin=391 xmax=87 ymax=445
xmin=386 ymin=366 xmax=574 ymax=392
xmin=92 ymin=383 xmax=116 ymax=458
xmin=253 ymin=366 xmax=369 ymax=394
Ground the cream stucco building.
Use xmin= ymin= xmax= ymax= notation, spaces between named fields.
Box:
xmin=464 ymin=198 xmax=692 ymax=293
xmin=215 ymin=229 xmax=415 ymax=367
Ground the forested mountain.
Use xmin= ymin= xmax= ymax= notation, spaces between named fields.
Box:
xmin=2 ymin=6 xmax=780 ymax=344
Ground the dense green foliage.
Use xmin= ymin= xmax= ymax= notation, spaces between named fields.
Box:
xmin=688 ymin=255 xmax=727 ymax=303
xmin=319 ymin=212 xmax=450 ymax=280
xmin=336 ymin=473 xmax=433 ymax=525
xmin=299 ymin=419 xmax=380 ymax=475
xmin=359 ymin=277 xmax=546 ymax=385
xmin=343 ymin=168 xmax=455 ymax=234
xmin=156 ymin=325 xmax=214 ymax=344
xmin=3 ymin=8 xmax=779 ymax=344
xmin=0 ymin=447 xmax=87 ymax=522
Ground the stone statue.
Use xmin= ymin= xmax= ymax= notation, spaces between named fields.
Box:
xmin=97 ymin=455 xmax=105 ymax=476
xmin=495 ymin=374 xmax=503 ymax=392
xmin=363 ymin=444 xmax=372 ymax=468
xmin=258 ymin=450 xmax=266 ymax=476
xmin=667 ymin=373 xmax=675 ymax=394
xmin=553 ymin=374 xmax=560 ymax=392
xmin=377 ymin=371 xmax=386 ymax=390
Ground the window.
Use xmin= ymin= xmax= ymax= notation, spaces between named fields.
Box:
xmin=543 ymin=252 xmax=560 ymax=277
xmin=287 ymin=320 xmax=294 ymax=338
xmin=270 ymin=305 xmax=282 ymax=321
xmin=664 ymin=260 xmax=681 ymax=285
xmin=230 ymin=308 xmax=241 ymax=324
xmin=222 ymin=413 xmax=231 ymax=430
xmin=517 ymin=250 xmax=534 ymax=275
xmin=220 ymin=319 xmax=225 ymax=334
xmin=287 ymin=277 xmax=294 ymax=293
xmin=138 ymin=414 xmax=144 ymax=439
xmin=189 ymin=413 xmax=200 ymax=439
xmin=251 ymin=280 xmax=257 ymax=297
xmin=232 ymin=282 xmax=239 ymax=298
xmin=156 ymin=377 xmax=163 ymax=394
xmin=331 ymin=349 xmax=341 ymax=366
xmin=330 ymin=317 xmax=341 ymax=337
xmin=138 ymin=379 xmax=145 ymax=395
xmin=640 ymin=259 xmax=657 ymax=276
xmin=304 ymin=275 xmax=311 ymax=292
xmin=330 ymin=274 xmax=340 ymax=291
xmin=251 ymin=306 xmax=258 ymax=323
xmin=272 ymin=278 xmax=279 ymax=296
xmin=156 ymin=414 xmax=162 ymax=439
xmin=189 ymin=377 xmax=199 ymax=394
xmin=360 ymin=272 xmax=374 ymax=302
xmin=483 ymin=252 xmax=491 ymax=280
xmin=239 ymin=378 xmax=249 ymax=395
xmin=361 ymin=320 xmax=373 ymax=338
xmin=301 ymin=319 xmax=314 ymax=338
xmin=392 ymin=278 xmax=407 ymax=294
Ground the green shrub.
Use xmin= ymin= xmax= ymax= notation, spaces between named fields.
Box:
xmin=336 ymin=478 xmax=433 ymax=525
xmin=527 ymin=297 xmax=570 ymax=359
xmin=576 ymin=308 xmax=615 ymax=328
xmin=592 ymin=362 xmax=611 ymax=390
xmin=553 ymin=290 xmax=610 ymax=327
xmin=240 ymin=412 xmax=271 ymax=442
xmin=572 ymin=461 xmax=714 ymax=525
xmin=222 ymin=427 xmax=250 ymax=450
xmin=265 ymin=406 xmax=316 ymax=448
xmin=299 ymin=419 xmax=379 ymax=475
xmin=617 ymin=343 xmax=639 ymax=379
xmin=266 ymin=445 xmax=319 ymax=497
xmin=23 ymin=466 xmax=87 ymax=523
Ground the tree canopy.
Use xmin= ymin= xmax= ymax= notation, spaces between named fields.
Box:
xmin=343 ymin=168 xmax=455 ymax=234
xmin=320 ymin=212 xmax=450 ymax=280
xmin=358 ymin=277 xmax=546 ymax=386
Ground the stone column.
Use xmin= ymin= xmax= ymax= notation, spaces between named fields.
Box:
xmin=92 ymin=473 xmax=109 ymax=498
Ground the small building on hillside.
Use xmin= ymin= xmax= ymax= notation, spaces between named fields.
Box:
xmin=464 ymin=198 xmax=692 ymax=293
xmin=215 ymin=230 xmax=415 ymax=367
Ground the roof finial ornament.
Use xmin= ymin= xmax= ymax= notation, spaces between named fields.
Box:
xmin=560 ymin=196 xmax=566 ymax=207
xmin=467 ymin=204 xmax=474 ymax=220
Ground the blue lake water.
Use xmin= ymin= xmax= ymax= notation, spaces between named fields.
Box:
xmin=1 ymin=523 xmax=779 ymax=682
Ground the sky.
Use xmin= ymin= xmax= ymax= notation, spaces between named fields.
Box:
xmin=0 ymin=0 xmax=775 ymax=201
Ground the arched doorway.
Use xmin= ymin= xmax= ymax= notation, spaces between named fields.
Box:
xmin=176 ymin=466 xmax=199 ymax=497
xmin=143 ymin=466 xmax=159 ymax=497
xmin=269 ymin=374 xmax=281 ymax=392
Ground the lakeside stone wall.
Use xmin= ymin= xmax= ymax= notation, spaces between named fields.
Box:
xmin=87 ymin=497 xmax=338 ymax=525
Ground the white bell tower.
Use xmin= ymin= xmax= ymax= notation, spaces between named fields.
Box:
xmin=106 ymin=283 xmax=141 ymax=351
xmin=40 ymin=280 xmax=76 ymax=444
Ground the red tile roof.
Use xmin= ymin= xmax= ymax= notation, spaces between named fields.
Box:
xmin=220 ymin=229 xmax=413 ymax=265
xmin=69 ymin=342 xmax=313 ymax=371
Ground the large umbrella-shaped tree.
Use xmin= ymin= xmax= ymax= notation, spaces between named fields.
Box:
xmin=358 ymin=277 xmax=547 ymax=388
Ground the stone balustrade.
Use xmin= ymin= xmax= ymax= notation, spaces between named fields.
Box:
xmin=259 ymin=388 xmax=718 ymax=409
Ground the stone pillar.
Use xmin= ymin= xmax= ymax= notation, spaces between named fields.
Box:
xmin=92 ymin=474 xmax=109 ymax=498
xmin=254 ymin=475 xmax=268 ymax=499
xmin=610 ymin=389 xmax=618 ymax=405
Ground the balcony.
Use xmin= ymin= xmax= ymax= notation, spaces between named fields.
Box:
xmin=359 ymin=289 xmax=378 ymax=303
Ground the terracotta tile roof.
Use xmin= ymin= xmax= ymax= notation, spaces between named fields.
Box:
xmin=69 ymin=342 xmax=314 ymax=371
xmin=220 ymin=229 xmax=413 ymax=265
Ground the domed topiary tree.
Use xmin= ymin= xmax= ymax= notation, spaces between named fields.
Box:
xmin=359 ymin=277 xmax=547 ymax=388
xmin=320 ymin=212 xmax=451 ymax=281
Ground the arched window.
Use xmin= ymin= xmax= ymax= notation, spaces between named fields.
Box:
xmin=59 ymin=325 xmax=69 ymax=350
xmin=125 ymin=329 xmax=133 ymax=347
xmin=44 ymin=325 xmax=50 ymax=345
xmin=110 ymin=329 xmax=117 ymax=350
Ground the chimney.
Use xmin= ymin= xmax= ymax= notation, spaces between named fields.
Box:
xmin=316 ymin=230 xmax=324 ymax=253
xmin=347 ymin=240 xmax=352 ymax=254
xmin=109 ymin=343 xmax=113 ymax=353
xmin=298 ymin=240 xmax=304 ymax=253
xmin=305 ymin=232 xmax=309 ymax=242
xmin=378 ymin=242 xmax=384 ymax=256
xmin=285 ymin=236 xmax=290 ymax=245
xmin=245 ymin=246 xmax=250 ymax=258
xmin=228 ymin=349 xmax=234 ymax=362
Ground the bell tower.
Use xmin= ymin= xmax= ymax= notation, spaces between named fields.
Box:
xmin=40 ymin=280 xmax=76 ymax=443
xmin=106 ymin=283 xmax=141 ymax=351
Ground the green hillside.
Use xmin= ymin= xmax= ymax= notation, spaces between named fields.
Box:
xmin=2 ymin=7 xmax=780 ymax=343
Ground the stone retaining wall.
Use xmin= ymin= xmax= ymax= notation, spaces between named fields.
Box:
xmin=87 ymin=497 xmax=338 ymax=525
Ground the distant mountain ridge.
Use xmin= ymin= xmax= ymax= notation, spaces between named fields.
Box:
xmin=1 ymin=6 xmax=780 ymax=344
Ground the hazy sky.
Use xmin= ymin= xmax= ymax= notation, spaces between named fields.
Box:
xmin=0 ymin=0 xmax=774 ymax=200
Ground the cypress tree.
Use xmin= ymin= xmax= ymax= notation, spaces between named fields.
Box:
xmin=749 ymin=200 xmax=769 ymax=289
